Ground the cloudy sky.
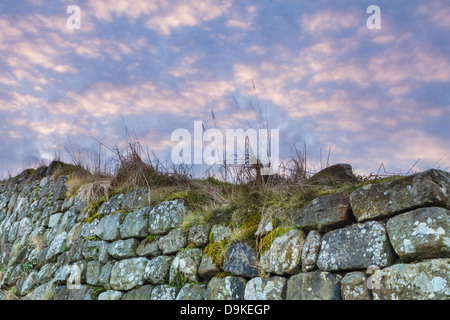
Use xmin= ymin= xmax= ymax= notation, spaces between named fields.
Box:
xmin=1 ymin=0 xmax=449 ymax=179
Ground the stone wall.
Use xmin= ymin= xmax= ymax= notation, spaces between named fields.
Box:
xmin=0 ymin=166 xmax=449 ymax=300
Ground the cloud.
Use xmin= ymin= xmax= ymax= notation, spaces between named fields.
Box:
xmin=226 ymin=5 xmax=257 ymax=30
xmin=73 ymin=36 xmax=149 ymax=61
xmin=87 ymin=0 xmax=231 ymax=35
xmin=416 ymin=1 xmax=450 ymax=29
xmin=300 ymin=8 xmax=360 ymax=34
xmin=45 ymin=78 xmax=235 ymax=120
xmin=369 ymin=46 xmax=450 ymax=84
xmin=145 ymin=0 xmax=232 ymax=35
xmin=87 ymin=0 xmax=158 ymax=22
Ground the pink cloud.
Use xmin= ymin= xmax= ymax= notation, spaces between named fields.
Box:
xmin=416 ymin=1 xmax=450 ymax=29
xmin=300 ymin=8 xmax=360 ymax=34
xmin=369 ymin=46 xmax=450 ymax=84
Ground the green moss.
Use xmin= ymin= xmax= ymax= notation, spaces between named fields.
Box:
xmin=209 ymin=231 xmax=215 ymax=243
xmin=120 ymin=211 xmax=130 ymax=223
xmin=241 ymin=213 xmax=261 ymax=237
xmin=145 ymin=235 xmax=156 ymax=243
xmin=89 ymin=286 xmax=106 ymax=300
xmin=341 ymin=175 xmax=403 ymax=194
xmin=258 ymin=226 xmax=296 ymax=256
xmin=84 ymin=196 xmax=107 ymax=218
xmin=164 ymin=190 xmax=205 ymax=210
xmin=110 ymin=210 xmax=126 ymax=216
xmin=215 ymin=272 xmax=233 ymax=279
xmin=185 ymin=243 xmax=196 ymax=250
xmin=84 ymin=235 xmax=101 ymax=241
xmin=169 ymin=270 xmax=193 ymax=290
xmin=202 ymin=239 xmax=229 ymax=268
xmin=84 ymin=213 xmax=102 ymax=224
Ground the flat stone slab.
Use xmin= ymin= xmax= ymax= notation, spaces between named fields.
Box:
xmin=244 ymin=276 xmax=287 ymax=300
xmin=350 ymin=169 xmax=450 ymax=222
xmin=317 ymin=221 xmax=397 ymax=271
xmin=205 ymin=276 xmax=247 ymax=300
xmin=110 ymin=257 xmax=149 ymax=291
xmin=302 ymin=271 xmax=342 ymax=300
xmin=372 ymin=258 xmax=450 ymax=300
xmin=291 ymin=191 xmax=354 ymax=232
xmin=386 ymin=207 xmax=450 ymax=262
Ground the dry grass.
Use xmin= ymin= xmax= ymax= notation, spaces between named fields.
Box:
xmin=78 ymin=179 xmax=113 ymax=205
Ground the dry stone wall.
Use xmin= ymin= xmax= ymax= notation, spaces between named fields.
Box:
xmin=0 ymin=166 xmax=449 ymax=300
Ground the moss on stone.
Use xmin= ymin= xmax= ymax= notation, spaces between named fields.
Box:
xmin=169 ymin=269 xmax=194 ymax=290
xmin=164 ymin=190 xmax=207 ymax=210
xmin=202 ymin=239 xmax=229 ymax=268
xmin=89 ymin=286 xmax=106 ymax=300
xmin=145 ymin=235 xmax=156 ymax=243
xmin=258 ymin=226 xmax=296 ymax=256
xmin=215 ymin=271 xmax=233 ymax=279
xmin=84 ymin=212 xmax=102 ymax=224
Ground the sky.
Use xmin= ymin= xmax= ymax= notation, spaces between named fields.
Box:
xmin=1 ymin=0 xmax=449 ymax=179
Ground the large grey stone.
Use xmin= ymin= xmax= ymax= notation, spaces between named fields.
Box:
xmin=386 ymin=207 xmax=450 ymax=262
xmin=53 ymin=264 xmax=73 ymax=284
xmin=210 ymin=224 xmax=231 ymax=242
xmin=205 ymin=276 xmax=247 ymax=300
xmin=302 ymin=271 xmax=342 ymax=300
xmin=52 ymin=175 xmax=68 ymax=202
xmin=151 ymin=284 xmax=178 ymax=300
xmin=158 ymin=228 xmax=187 ymax=255
xmin=35 ymin=263 xmax=59 ymax=286
xmin=291 ymin=191 xmax=354 ymax=231
xmin=110 ymin=257 xmax=149 ymax=291
xmin=372 ymin=259 xmax=450 ymax=300
xmin=286 ymin=273 xmax=304 ymax=300
xmin=98 ymin=290 xmax=123 ymax=300
xmin=121 ymin=188 xmax=150 ymax=211
xmin=121 ymin=285 xmax=154 ymax=300
xmin=98 ymin=193 xmax=124 ymax=214
xmin=22 ymin=281 xmax=56 ymax=300
xmin=148 ymin=200 xmax=187 ymax=235
xmin=188 ymin=225 xmax=211 ymax=247
xmin=176 ymin=283 xmax=206 ymax=300
xmin=94 ymin=212 xmax=123 ymax=241
xmin=86 ymin=260 xmax=102 ymax=285
xmin=107 ymin=238 xmax=140 ymax=259
xmin=350 ymin=169 xmax=450 ymax=222
xmin=317 ymin=221 xmax=397 ymax=271
xmin=48 ymin=213 xmax=62 ymax=229
xmin=67 ymin=285 xmax=90 ymax=300
xmin=136 ymin=238 xmax=161 ymax=258
xmin=198 ymin=255 xmax=220 ymax=280
xmin=301 ymin=230 xmax=322 ymax=272
xmin=120 ymin=206 xmax=150 ymax=239
xmin=66 ymin=223 xmax=82 ymax=250
xmin=98 ymin=261 xmax=115 ymax=290
xmin=307 ymin=163 xmax=355 ymax=186
xmin=244 ymin=276 xmax=287 ymax=300
xmin=260 ymin=229 xmax=306 ymax=275
xmin=46 ymin=232 xmax=67 ymax=262
xmin=169 ymin=248 xmax=203 ymax=284
xmin=144 ymin=255 xmax=174 ymax=285
xmin=82 ymin=240 xmax=110 ymax=263
xmin=17 ymin=271 xmax=38 ymax=297
xmin=341 ymin=271 xmax=372 ymax=300
xmin=223 ymin=243 xmax=259 ymax=278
